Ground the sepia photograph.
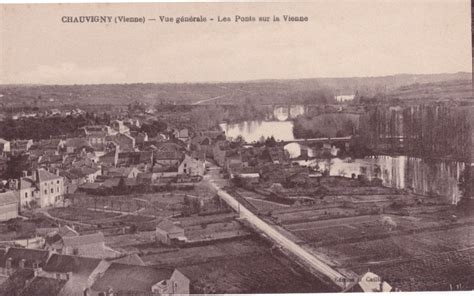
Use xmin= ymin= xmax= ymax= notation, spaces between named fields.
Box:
xmin=0 ymin=0 xmax=472 ymax=295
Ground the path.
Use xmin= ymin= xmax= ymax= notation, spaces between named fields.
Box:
xmin=203 ymin=163 xmax=349 ymax=290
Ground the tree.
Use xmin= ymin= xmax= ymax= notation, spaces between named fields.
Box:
xmin=265 ymin=136 xmax=277 ymax=147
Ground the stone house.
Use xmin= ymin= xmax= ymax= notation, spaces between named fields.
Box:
xmin=178 ymin=154 xmax=205 ymax=176
xmin=18 ymin=169 xmax=65 ymax=209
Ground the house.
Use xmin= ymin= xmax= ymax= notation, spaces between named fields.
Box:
xmin=178 ymin=154 xmax=205 ymax=176
xmin=10 ymin=139 xmax=33 ymax=155
xmin=64 ymin=138 xmax=93 ymax=154
xmin=155 ymin=151 xmax=184 ymax=167
xmin=349 ymin=271 xmax=392 ymax=292
xmin=60 ymin=166 xmax=102 ymax=186
xmin=1 ymin=248 xmax=50 ymax=271
xmin=191 ymin=136 xmax=213 ymax=157
xmin=173 ymin=128 xmax=189 ymax=142
xmin=116 ymin=151 xmax=153 ymax=168
xmin=19 ymin=169 xmax=65 ymax=209
xmin=35 ymin=139 xmax=66 ymax=153
xmin=236 ymin=173 xmax=260 ymax=186
xmin=90 ymin=263 xmax=189 ymax=296
xmin=0 ymin=138 xmax=11 ymax=154
xmin=130 ymin=131 xmax=148 ymax=147
xmin=44 ymin=225 xmax=80 ymax=253
xmin=152 ymin=269 xmax=190 ymax=295
xmin=106 ymin=133 xmax=135 ymax=152
xmin=51 ymin=232 xmax=119 ymax=259
xmin=42 ymin=253 xmax=104 ymax=296
xmin=0 ymin=191 xmax=18 ymax=221
xmin=105 ymin=167 xmax=141 ymax=179
xmin=156 ymin=219 xmax=185 ymax=245
xmin=110 ymin=120 xmax=130 ymax=135
xmin=84 ymin=125 xmax=114 ymax=150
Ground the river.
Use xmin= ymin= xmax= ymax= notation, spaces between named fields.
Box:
xmin=220 ymin=120 xmax=466 ymax=204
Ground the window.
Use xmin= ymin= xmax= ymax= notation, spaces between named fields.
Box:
xmin=57 ymin=180 xmax=60 ymax=184
xmin=25 ymin=192 xmax=28 ymax=198
xmin=57 ymin=187 xmax=60 ymax=193
xmin=44 ymin=190 xmax=47 ymax=195
xmin=51 ymin=188 xmax=54 ymax=193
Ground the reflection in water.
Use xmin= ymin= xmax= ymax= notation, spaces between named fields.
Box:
xmin=221 ymin=120 xmax=466 ymax=204
xmin=220 ymin=121 xmax=295 ymax=143
xmin=297 ymin=156 xmax=465 ymax=204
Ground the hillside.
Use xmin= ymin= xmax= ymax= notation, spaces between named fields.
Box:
xmin=384 ymin=79 xmax=473 ymax=102
xmin=0 ymin=72 xmax=470 ymax=109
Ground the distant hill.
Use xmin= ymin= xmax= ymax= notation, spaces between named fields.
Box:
xmin=384 ymin=79 xmax=473 ymax=101
xmin=0 ymin=72 xmax=470 ymax=108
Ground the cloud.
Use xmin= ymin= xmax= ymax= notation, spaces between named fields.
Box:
xmin=14 ymin=63 xmax=127 ymax=84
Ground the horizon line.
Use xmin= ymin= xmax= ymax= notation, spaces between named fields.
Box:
xmin=0 ymin=71 xmax=471 ymax=87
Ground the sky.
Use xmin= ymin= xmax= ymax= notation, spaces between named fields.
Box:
xmin=0 ymin=1 xmax=472 ymax=84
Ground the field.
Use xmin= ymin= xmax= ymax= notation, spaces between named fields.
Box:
xmin=274 ymin=200 xmax=474 ymax=291
xmin=352 ymin=248 xmax=474 ymax=291
xmin=48 ymin=207 xmax=119 ymax=222
xmin=139 ymin=237 xmax=332 ymax=293
xmin=69 ymin=192 xmax=189 ymax=217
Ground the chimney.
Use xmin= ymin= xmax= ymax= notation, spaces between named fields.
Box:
xmin=34 ymin=267 xmax=42 ymax=277
xmin=22 ymin=170 xmax=28 ymax=178
xmin=114 ymin=149 xmax=119 ymax=167
xmin=35 ymin=170 xmax=40 ymax=182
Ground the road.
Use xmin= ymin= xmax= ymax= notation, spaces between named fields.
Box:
xmin=203 ymin=164 xmax=348 ymax=290
xmin=192 ymin=94 xmax=227 ymax=105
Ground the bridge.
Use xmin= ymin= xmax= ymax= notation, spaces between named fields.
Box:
xmin=246 ymin=136 xmax=352 ymax=147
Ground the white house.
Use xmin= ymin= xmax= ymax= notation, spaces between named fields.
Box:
xmin=178 ymin=154 xmax=205 ymax=176
xmin=19 ymin=169 xmax=65 ymax=208
xmin=0 ymin=138 xmax=11 ymax=154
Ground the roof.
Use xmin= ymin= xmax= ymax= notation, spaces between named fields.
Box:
xmin=107 ymin=167 xmax=138 ymax=178
xmin=91 ymin=263 xmax=173 ymax=293
xmin=156 ymin=219 xmax=183 ymax=233
xmin=0 ymin=138 xmax=9 ymax=144
xmin=58 ymin=225 xmax=79 ymax=237
xmin=0 ymin=191 xmax=18 ymax=206
xmin=62 ymin=232 xmax=104 ymax=248
xmin=38 ymin=169 xmax=62 ymax=182
xmin=2 ymin=248 xmax=50 ymax=269
xmin=65 ymin=137 xmax=91 ymax=149
xmin=19 ymin=178 xmax=36 ymax=190
xmin=43 ymin=253 xmax=102 ymax=275
xmin=155 ymin=151 xmax=183 ymax=160
xmin=111 ymin=253 xmax=145 ymax=266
